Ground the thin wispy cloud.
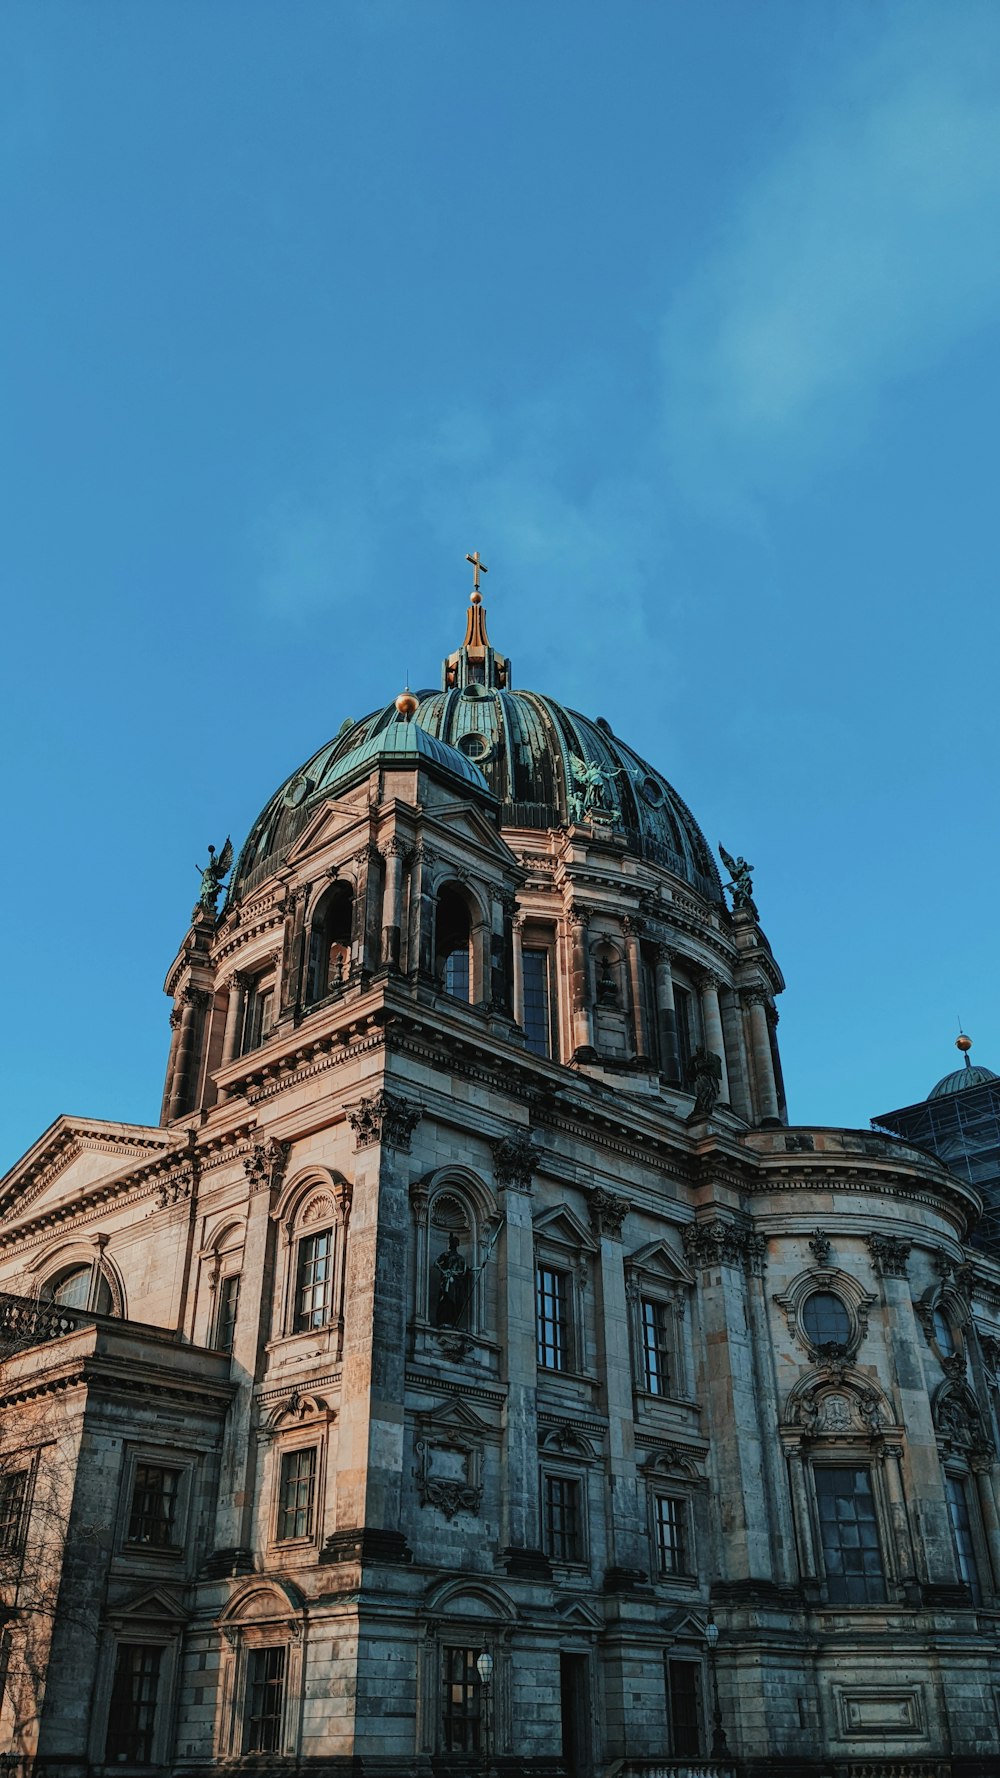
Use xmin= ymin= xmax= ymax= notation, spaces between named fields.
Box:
xmin=662 ymin=10 xmax=1000 ymax=478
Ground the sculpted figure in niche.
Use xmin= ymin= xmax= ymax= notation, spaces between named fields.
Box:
xmin=686 ymin=1046 xmax=722 ymax=1119
xmin=434 ymin=1234 xmax=471 ymax=1328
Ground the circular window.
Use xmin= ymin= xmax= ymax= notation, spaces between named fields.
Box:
xmin=639 ymin=774 xmax=665 ymax=808
xmin=802 ymin=1291 xmax=851 ymax=1350
xmin=462 ymin=683 xmax=485 ymax=700
xmin=933 ymin=1304 xmax=956 ymax=1357
xmin=458 ymin=732 xmax=489 ymax=761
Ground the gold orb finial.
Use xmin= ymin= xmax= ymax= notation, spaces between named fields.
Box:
xmin=395 ymin=687 xmax=419 ymax=720
xmin=956 ymin=1032 xmax=973 ymax=1054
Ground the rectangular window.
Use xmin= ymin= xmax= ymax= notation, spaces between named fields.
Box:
xmin=277 ymin=1447 xmax=317 ymax=1542
xmin=294 ymin=1230 xmax=333 ymax=1332
xmin=243 ymin=983 xmax=275 ymax=1054
xmin=814 ymin=1465 xmax=886 ymax=1604
xmin=544 ymin=1473 xmax=583 ymax=1562
xmin=945 ymin=1473 xmax=982 ymax=1605
xmin=641 ymin=1298 xmax=672 ymax=1395
xmin=444 ymin=946 xmax=470 ymax=1001
xmin=127 ymin=1464 xmax=180 ymax=1548
xmin=654 ymin=1495 xmax=687 ymax=1576
xmin=441 ymin=1645 xmax=481 ymax=1753
xmin=215 ymin=1272 xmax=241 ymax=1354
xmin=522 ymin=948 xmax=554 ymax=1058
xmin=245 ymin=1645 xmax=286 ymax=1754
xmin=105 ymin=1643 xmax=162 ymax=1764
xmin=673 ymin=985 xmax=695 ymax=1077
xmin=666 ymin=1658 xmax=702 ymax=1757
xmin=536 ymin=1266 xmax=569 ymax=1371
xmin=0 ymin=1470 xmax=28 ymax=1554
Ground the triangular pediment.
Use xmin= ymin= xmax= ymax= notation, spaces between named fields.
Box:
xmin=423 ymin=799 xmax=521 ymax=868
xmin=417 ymin=1396 xmax=492 ymax=1437
xmin=625 ymin=1238 xmax=694 ymax=1288
xmin=0 ymin=1118 xmax=176 ymax=1228
xmin=281 ymin=794 xmax=372 ymax=869
xmin=107 ymin=1584 xmax=188 ymax=1627
xmin=532 ymin=1202 xmax=598 ymax=1253
xmin=554 ymin=1595 xmax=603 ymax=1630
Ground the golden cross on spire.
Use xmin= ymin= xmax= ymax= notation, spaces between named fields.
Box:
xmin=466 ymin=549 xmax=488 ymax=601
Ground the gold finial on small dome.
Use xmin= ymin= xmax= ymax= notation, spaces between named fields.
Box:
xmin=956 ymin=1031 xmax=973 ymax=1054
xmin=395 ymin=687 xmax=419 ymax=720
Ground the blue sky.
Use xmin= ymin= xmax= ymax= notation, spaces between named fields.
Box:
xmin=2 ymin=0 xmax=998 ymax=1169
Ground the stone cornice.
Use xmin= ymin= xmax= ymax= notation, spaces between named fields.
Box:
xmin=0 ymin=1123 xmax=174 ymax=1222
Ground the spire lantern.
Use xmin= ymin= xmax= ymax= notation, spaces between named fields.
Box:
xmin=442 ymin=548 xmax=511 ymax=691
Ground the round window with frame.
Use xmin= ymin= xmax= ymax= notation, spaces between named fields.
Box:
xmin=801 ymin=1289 xmax=852 ymax=1358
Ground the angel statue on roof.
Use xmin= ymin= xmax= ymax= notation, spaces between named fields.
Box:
xmin=568 ymin=755 xmax=622 ymax=825
xmin=196 ymin=837 xmax=233 ymax=914
xmin=719 ymin=844 xmax=757 ymax=914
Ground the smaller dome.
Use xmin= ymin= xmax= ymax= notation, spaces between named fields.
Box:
xmin=325 ymin=715 xmax=491 ymax=798
xmin=928 ymin=1063 xmax=999 ymax=1099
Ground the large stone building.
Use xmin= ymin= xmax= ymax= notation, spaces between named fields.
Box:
xmin=1 ymin=582 xmax=999 ymax=1777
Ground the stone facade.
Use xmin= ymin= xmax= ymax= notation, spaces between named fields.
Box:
xmin=0 ymin=602 xmax=998 ymax=1777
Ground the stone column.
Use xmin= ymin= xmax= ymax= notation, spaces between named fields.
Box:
xmin=217 ymin=972 xmax=250 ymax=1100
xmin=881 ymin=1441 xmax=918 ymax=1591
xmin=590 ymin=1190 xmax=646 ymax=1581
xmin=159 ymin=1006 xmax=183 ymax=1125
xmin=511 ymin=916 xmax=525 ymax=1028
xmin=652 ymin=944 xmax=681 ymax=1083
xmin=785 ymin=1442 xmax=819 ymax=1582
xmin=491 ymin=1133 xmax=547 ymax=1570
xmin=166 ymin=987 xmax=210 ymax=1121
xmin=568 ymin=904 xmax=595 ymax=1057
xmin=973 ymin=1460 xmax=1000 ymax=1593
xmin=280 ymin=885 xmax=310 ymax=1019
xmin=745 ymin=1250 xmax=798 ymax=1582
xmin=746 ymin=991 xmax=781 ymax=1125
xmin=380 ymin=842 xmax=406 ymax=968
xmin=623 ymin=918 xmax=647 ymax=1061
xmin=720 ymin=984 xmax=752 ymax=1121
xmin=699 ymin=972 xmax=732 ymax=1106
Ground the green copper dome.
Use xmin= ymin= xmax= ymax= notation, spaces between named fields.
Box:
xmin=929 ymin=1063 xmax=999 ymax=1099
xmin=230 ymin=596 xmax=723 ymax=905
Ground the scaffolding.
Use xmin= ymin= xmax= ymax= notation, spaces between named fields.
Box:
xmin=873 ymin=1079 xmax=1000 ymax=1252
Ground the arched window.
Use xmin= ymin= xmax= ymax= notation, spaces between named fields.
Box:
xmin=305 ymin=883 xmax=353 ymax=1004
xmin=39 ymin=1254 xmax=120 ymax=1316
xmin=436 ymin=887 xmax=472 ymax=1002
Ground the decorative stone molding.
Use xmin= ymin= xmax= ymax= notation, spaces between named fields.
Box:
xmin=683 ymin=1218 xmax=766 ymax=1275
xmin=588 ymin=1188 xmax=630 ymax=1240
xmin=243 ymin=1136 xmax=289 ymax=1195
xmin=347 ymin=1091 xmax=422 ymax=1151
xmin=153 ymin=1169 xmax=193 ymax=1210
xmin=933 ymin=1379 xmax=993 ymax=1462
xmin=865 ymin=1232 xmax=912 ymax=1279
xmin=491 ymin=1132 xmax=537 ymax=1193
xmin=567 ymin=903 xmax=590 ymax=929
xmin=785 ymin=1133 xmax=815 ymax=1154
xmin=183 ymin=986 xmax=213 ymax=1010
xmin=980 ymin=1334 xmax=1000 ymax=1379
xmin=169 ymin=1007 xmax=183 ymax=1030
xmin=807 ymin=1230 xmax=832 ymax=1268
xmin=773 ymin=1267 xmax=875 ymax=1359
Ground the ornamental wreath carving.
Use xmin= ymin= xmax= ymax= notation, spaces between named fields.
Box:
xmin=243 ymin=1136 xmax=289 ymax=1195
xmin=491 ymin=1132 xmax=537 ymax=1193
xmin=683 ymin=1219 xmax=766 ymax=1276
xmin=347 ymin=1091 xmax=422 ymax=1151
xmin=588 ymin=1188 xmax=630 ymax=1239
xmin=865 ymin=1233 xmax=912 ymax=1279
xmin=807 ymin=1230 xmax=832 ymax=1268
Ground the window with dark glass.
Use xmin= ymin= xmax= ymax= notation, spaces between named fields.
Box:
xmin=666 ymin=1659 xmax=702 ymax=1757
xmin=105 ymin=1643 xmax=162 ymax=1764
xmin=522 ymin=949 xmax=553 ymax=1057
xmin=437 ymin=888 xmax=472 ymax=1002
xmin=127 ymin=1465 xmax=180 ymax=1548
xmin=536 ymin=1266 xmax=569 ymax=1371
xmin=441 ymin=1646 xmax=481 ymax=1753
xmin=215 ymin=1272 xmax=240 ymax=1354
xmin=277 ymin=1447 xmax=317 ymax=1541
xmin=933 ymin=1305 xmax=956 ymax=1358
xmin=801 ymin=1292 xmax=851 ymax=1352
xmin=242 ymin=980 xmax=275 ymax=1053
xmin=0 ymin=1470 xmax=28 ymax=1554
xmin=945 ymin=1473 xmax=982 ymax=1604
xmin=41 ymin=1265 xmax=113 ymax=1314
xmin=245 ymin=1645 xmax=286 ymax=1754
xmin=294 ymin=1229 xmax=333 ymax=1332
xmin=543 ymin=1474 xmax=582 ymax=1562
xmin=641 ymin=1298 xmax=672 ymax=1395
xmin=654 ymin=1495 xmax=687 ymax=1575
xmin=673 ymin=985 xmax=695 ymax=1077
xmin=306 ymin=885 xmax=352 ymax=1003
xmin=814 ymin=1465 xmax=886 ymax=1604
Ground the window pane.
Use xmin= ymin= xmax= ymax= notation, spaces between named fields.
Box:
xmin=0 ymin=1471 xmax=28 ymax=1553
xmin=945 ymin=1474 xmax=982 ymax=1604
xmin=522 ymin=949 xmax=553 ymax=1057
xmin=295 ymin=1230 xmax=333 ymax=1332
xmin=801 ymin=1292 xmax=851 ymax=1350
xmin=673 ymin=986 xmax=695 ymax=1077
xmin=246 ymin=1645 xmax=286 ymax=1754
xmin=814 ymin=1466 xmax=886 ymax=1604
xmin=216 ymin=1273 xmax=241 ymax=1353
xmin=642 ymin=1298 xmax=672 ymax=1395
xmin=544 ymin=1475 xmax=582 ymax=1562
xmin=441 ymin=1646 xmax=481 ymax=1754
xmin=667 ymin=1659 xmax=702 ymax=1757
xmin=127 ymin=1465 xmax=179 ymax=1547
xmin=655 ymin=1496 xmax=686 ymax=1575
xmin=933 ymin=1306 xmax=956 ymax=1357
xmin=536 ymin=1267 xmax=568 ymax=1370
xmin=278 ymin=1447 xmax=317 ymax=1541
xmin=105 ymin=1643 xmax=162 ymax=1763
xmin=444 ymin=946 xmax=470 ymax=1001
xmin=50 ymin=1266 xmax=92 ymax=1310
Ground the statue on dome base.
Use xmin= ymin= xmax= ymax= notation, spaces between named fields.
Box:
xmin=719 ymin=844 xmax=757 ymax=914
xmin=569 ymin=755 xmax=622 ymax=825
xmin=195 ymin=837 xmax=233 ymax=914
xmin=686 ymin=1046 xmax=723 ymax=1120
